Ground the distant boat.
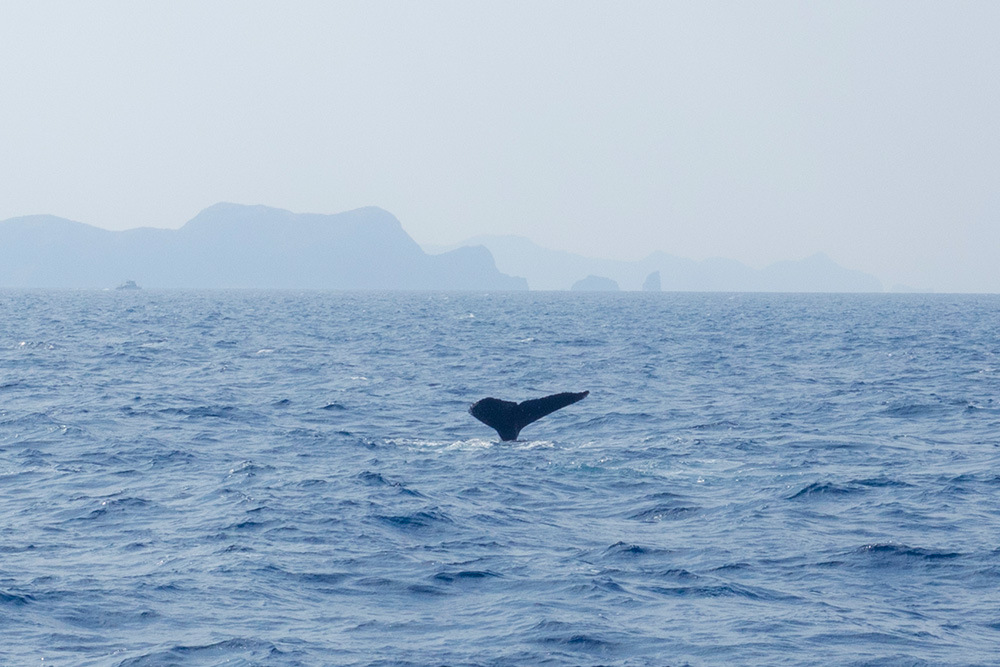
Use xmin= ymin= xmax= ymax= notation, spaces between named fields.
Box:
xmin=116 ymin=280 xmax=141 ymax=291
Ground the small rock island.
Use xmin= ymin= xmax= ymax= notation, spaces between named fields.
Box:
xmin=570 ymin=275 xmax=620 ymax=292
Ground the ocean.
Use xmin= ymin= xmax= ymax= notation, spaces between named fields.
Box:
xmin=1 ymin=290 xmax=998 ymax=666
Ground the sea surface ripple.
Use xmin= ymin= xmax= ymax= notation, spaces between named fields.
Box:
xmin=1 ymin=290 xmax=999 ymax=665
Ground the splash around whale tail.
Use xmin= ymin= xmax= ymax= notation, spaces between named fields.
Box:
xmin=469 ymin=391 xmax=589 ymax=441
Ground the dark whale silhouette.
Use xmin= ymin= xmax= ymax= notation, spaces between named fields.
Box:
xmin=469 ymin=391 xmax=589 ymax=441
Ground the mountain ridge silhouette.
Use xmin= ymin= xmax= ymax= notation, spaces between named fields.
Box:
xmin=0 ymin=204 xmax=526 ymax=290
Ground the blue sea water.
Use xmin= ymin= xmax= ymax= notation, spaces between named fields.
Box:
xmin=1 ymin=290 xmax=999 ymax=666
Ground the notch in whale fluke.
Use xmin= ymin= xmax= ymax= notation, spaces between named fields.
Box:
xmin=469 ymin=391 xmax=589 ymax=441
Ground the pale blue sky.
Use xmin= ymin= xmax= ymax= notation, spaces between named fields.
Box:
xmin=2 ymin=1 xmax=998 ymax=291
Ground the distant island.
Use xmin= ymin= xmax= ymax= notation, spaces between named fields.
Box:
xmin=571 ymin=275 xmax=620 ymax=292
xmin=0 ymin=204 xmax=526 ymax=290
xmin=642 ymin=271 xmax=662 ymax=292
xmin=426 ymin=235 xmax=883 ymax=292
xmin=0 ymin=203 xmax=885 ymax=292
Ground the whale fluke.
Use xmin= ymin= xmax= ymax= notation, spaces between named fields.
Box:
xmin=469 ymin=391 xmax=589 ymax=441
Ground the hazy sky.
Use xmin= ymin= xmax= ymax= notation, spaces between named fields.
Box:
xmin=2 ymin=1 xmax=998 ymax=291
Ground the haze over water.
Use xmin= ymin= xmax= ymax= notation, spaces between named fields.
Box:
xmin=2 ymin=290 xmax=998 ymax=665
xmin=4 ymin=3 xmax=999 ymax=292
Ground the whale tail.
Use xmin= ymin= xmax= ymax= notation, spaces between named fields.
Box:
xmin=469 ymin=391 xmax=589 ymax=441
